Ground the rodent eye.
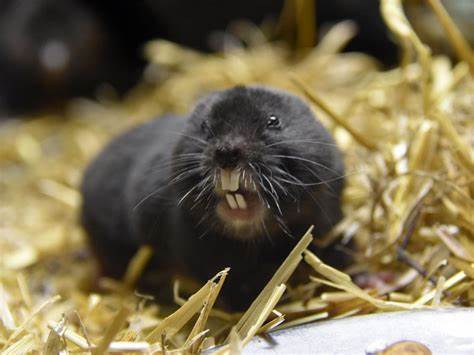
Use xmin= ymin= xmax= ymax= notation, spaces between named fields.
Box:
xmin=267 ymin=115 xmax=281 ymax=129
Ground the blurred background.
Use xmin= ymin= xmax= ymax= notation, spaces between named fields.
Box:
xmin=1 ymin=0 xmax=471 ymax=118
xmin=0 ymin=1 xmax=473 ymax=352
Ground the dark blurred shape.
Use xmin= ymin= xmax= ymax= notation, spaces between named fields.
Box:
xmin=0 ymin=0 xmax=142 ymax=115
xmin=405 ymin=0 xmax=474 ymax=56
xmin=142 ymin=0 xmax=398 ymax=62
xmin=316 ymin=0 xmax=398 ymax=64
xmin=0 ymin=0 xmax=401 ymax=116
xmin=143 ymin=0 xmax=283 ymax=50
xmin=277 ymin=0 xmax=398 ymax=64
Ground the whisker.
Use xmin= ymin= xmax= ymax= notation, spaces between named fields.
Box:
xmin=274 ymin=166 xmax=360 ymax=187
xmin=249 ymin=163 xmax=282 ymax=215
xmin=268 ymin=175 xmax=298 ymax=202
xmin=168 ymin=166 xmax=202 ymax=185
xmin=191 ymin=177 xmax=214 ymax=209
xmin=260 ymin=174 xmax=283 ymax=216
xmin=265 ymin=139 xmax=338 ymax=148
xmin=261 ymin=174 xmax=278 ymax=199
xmin=177 ymin=184 xmax=200 ymax=206
xmin=273 ymin=166 xmax=307 ymax=185
xmin=168 ymin=131 xmax=208 ymax=146
xmin=132 ymin=163 xmax=203 ymax=211
xmin=132 ymin=188 xmax=167 ymax=211
xmin=274 ymin=215 xmax=294 ymax=239
xmin=144 ymin=155 xmax=204 ymax=175
xmin=260 ymin=217 xmax=273 ymax=246
xmin=270 ymin=154 xmax=340 ymax=175
xmin=270 ymin=165 xmax=334 ymax=224
xmin=198 ymin=220 xmax=218 ymax=240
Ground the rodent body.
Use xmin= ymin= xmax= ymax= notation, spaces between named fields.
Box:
xmin=81 ymin=86 xmax=346 ymax=309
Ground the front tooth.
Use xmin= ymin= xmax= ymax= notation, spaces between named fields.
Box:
xmin=229 ymin=169 xmax=240 ymax=192
xmin=221 ymin=169 xmax=231 ymax=190
xmin=235 ymin=194 xmax=247 ymax=209
xmin=225 ymin=193 xmax=238 ymax=209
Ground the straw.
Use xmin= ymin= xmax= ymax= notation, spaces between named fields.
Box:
xmin=0 ymin=0 xmax=472 ymax=352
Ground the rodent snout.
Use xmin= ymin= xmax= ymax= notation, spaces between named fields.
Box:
xmin=214 ymin=144 xmax=243 ymax=168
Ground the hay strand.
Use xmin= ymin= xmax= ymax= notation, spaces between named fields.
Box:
xmin=0 ymin=0 xmax=473 ymax=352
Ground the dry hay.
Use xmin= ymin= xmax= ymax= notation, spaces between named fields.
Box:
xmin=0 ymin=0 xmax=473 ymax=353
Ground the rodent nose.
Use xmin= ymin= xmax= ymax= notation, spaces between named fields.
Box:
xmin=215 ymin=145 xmax=242 ymax=168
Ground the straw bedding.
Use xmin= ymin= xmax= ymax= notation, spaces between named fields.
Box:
xmin=0 ymin=0 xmax=472 ymax=353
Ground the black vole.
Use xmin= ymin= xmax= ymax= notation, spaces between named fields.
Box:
xmin=81 ymin=86 xmax=347 ymax=309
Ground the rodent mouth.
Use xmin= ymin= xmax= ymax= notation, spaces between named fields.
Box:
xmin=216 ymin=191 xmax=263 ymax=223
xmin=215 ymin=168 xmax=265 ymax=226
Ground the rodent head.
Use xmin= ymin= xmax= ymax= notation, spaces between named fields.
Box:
xmin=173 ymin=85 xmax=343 ymax=241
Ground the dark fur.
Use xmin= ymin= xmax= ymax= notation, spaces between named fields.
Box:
xmin=81 ymin=86 xmax=347 ymax=309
